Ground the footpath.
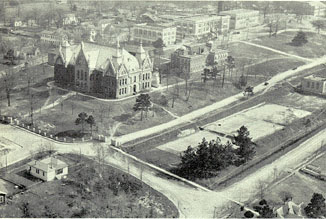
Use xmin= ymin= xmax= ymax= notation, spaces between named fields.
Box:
xmin=115 ymin=55 xmax=326 ymax=145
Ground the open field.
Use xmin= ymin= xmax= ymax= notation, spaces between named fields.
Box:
xmin=228 ymin=41 xmax=290 ymax=66
xmin=252 ymin=31 xmax=326 ymax=59
xmin=265 ymin=173 xmax=326 ymax=210
xmin=31 ymin=92 xmax=175 ymax=137
xmin=311 ymin=152 xmax=326 ymax=171
xmin=131 ymin=82 xmax=326 ymax=188
xmin=0 ymin=153 xmax=178 ymax=218
xmin=205 ymin=103 xmax=311 ymax=140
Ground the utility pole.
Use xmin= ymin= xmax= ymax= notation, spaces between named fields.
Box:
xmin=222 ymin=65 xmax=225 ymax=88
xmin=30 ymin=94 xmax=34 ymax=125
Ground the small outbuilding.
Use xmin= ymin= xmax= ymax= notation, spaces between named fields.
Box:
xmin=0 ymin=191 xmax=6 ymax=204
xmin=27 ymin=157 xmax=68 ymax=181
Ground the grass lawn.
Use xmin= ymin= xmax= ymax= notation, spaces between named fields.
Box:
xmin=311 ymin=153 xmax=326 ymax=170
xmin=0 ymin=64 xmax=55 ymax=119
xmin=0 ymin=153 xmax=178 ymax=218
xmin=132 ymin=83 xmax=326 ymax=189
xmin=265 ymin=173 xmax=326 ymax=210
xmin=227 ymin=41 xmax=286 ymax=66
xmin=252 ymin=31 xmax=326 ymax=59
xmin=30 ymin=92 xmax=175 ymax=137
xmin=152 ymin=56 xmax=304 ymax=117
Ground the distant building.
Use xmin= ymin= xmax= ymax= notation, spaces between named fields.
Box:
xmin=27 ymin=157 xmax=68 ymax=181
xmin=97 ymin=19 xmax=114 ymax=35
xmin=11 ymin=18 xmax=22 ymax=28
xmin=26 ymin=19 xmax=37 ymax=27
xmin=133 ymin=23 xmax=177 ymax=46
xmin=276 ymin=200 xmax=304 ymax=218
xmin=40 ymin=30 xmax=68 ymax=47
xmin=220 ymin=9 xmax=260 ymax=30
xmin=307 ymin=1 xmax=326 ymax=17
xmin=19 ymin=46 xmax=41 ymax=60
xmin=170 ymin=44 xmax=228 ymax=78
xmin=54 ymin=41 xmax=153 ymax=99
xmin=0 ymin=191 xmax=6 ymax=204
xmin=138 ymin=13 xmax=160 ymax=24
xmin=301 ymin=74 xmax=326 ymax=95
xmin=175 ymin=15 xmax=230 ymax=40
xmin=62 ymin=13 xmax=78 ymax=26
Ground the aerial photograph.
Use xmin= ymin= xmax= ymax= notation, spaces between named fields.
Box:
xmin=0 ymin=0 xmax=325 ymax=218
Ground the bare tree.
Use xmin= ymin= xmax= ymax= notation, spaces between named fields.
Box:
xmin=92 ymin=142 xmax=107 ymax=178
xmin=186 ymin=81 xmax=193 ymax=102
xmin=171 ymin=78 xmax=179 ymax=108
xmin=0 ymin=68 xmax=16 ymax=107
xmin=256 ymin=180 xmax=267 ymax=200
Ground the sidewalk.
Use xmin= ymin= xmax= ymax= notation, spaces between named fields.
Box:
xmin=115 ymin=56 xmax=326 ymax=145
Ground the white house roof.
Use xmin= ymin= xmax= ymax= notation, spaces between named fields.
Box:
xmin=308 ymin=1 xmax=326 ymax=9
xmin=28 ymin=157 xmax=68 ymax=172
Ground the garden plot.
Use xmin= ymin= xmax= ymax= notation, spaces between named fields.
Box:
xmin=204 ymin=104 xmax=311 ymax=141
xmin=157 ymin=131 xmax=233 ymax=155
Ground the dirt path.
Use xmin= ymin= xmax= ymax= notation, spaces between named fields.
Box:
xmin=238 ymin=40 xmax=313 ymax=63
xmin=1 ymin=123 xmax=326 ymax=218
xmin=116 ymin=56 xmax=326 ymax=145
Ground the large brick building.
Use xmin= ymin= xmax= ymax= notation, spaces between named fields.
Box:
xmin=170 ymin=43 xmax=228 ymax=78
xmin=54 ymin=41 xmax=153 ymax=99
xmin=220 ymin=9 xmax=260 ymax=30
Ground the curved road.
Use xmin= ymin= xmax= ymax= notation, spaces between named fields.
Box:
xmin=1 ymin=123 xmax=326 ymax=217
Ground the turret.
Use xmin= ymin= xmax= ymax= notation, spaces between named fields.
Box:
xmin=112 ymin=37 xmax=122 ymax=66
xmin=61 ymin=40 xmax=71 ymax=64
xmin=136 ymin=40 xmax=146 ymax=67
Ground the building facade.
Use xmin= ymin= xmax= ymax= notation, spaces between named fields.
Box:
xmin=27 ymin=157 xmax=68 ymax=181
xmin=54 ymin=41 xmax=153 ymax=99
xmin=170 ymin=45 xmax=228 ymax=78
xmin=40 ymin=30 xmax=68 ymax=46
xmin=175 ymin=15 xmax=230 ymax=40
xmin=301 ymin=75 xmax=326 ymax=95
xmin=62 ymin=13 xmax=78 ymax=26
xmin=220 ymin=9 xmax=260 ymax=30
xmin=133 ymin=23 xmax=177 ymax=46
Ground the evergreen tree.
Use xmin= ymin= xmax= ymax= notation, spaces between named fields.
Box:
xmin=234 ymin=126 xmax=256 ymax=164
xmin=291 ymin=31 xmax=308 ymax=46
xmin=304 ymin=193 xmax=326 ymax=218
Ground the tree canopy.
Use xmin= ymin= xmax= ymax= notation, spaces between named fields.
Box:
xmin=311 ymin=19 xmax=326 ymax=34
xmin=304 ymin=193 xmax=326 ymax=218
xmin=133 ymin=94 xmax=152 ymax=121
xmin=291 ymin=31 xmax=308 ymax=46
xmin=173 ymin=125 xmax=255 ymax=179
xmin=174 ymin=138 xmax=237 ymax=179
xmin=152 ymin=38 xmax=164 ymax=49
xmin=233 ymin=125 xmax=256 ymax=164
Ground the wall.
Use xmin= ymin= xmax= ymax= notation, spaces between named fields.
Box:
xmin=302 ymin=78 xmax=325 ymax=94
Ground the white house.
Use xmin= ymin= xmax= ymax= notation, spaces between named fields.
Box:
xmin=27 ymin=157 xmax=68 ymax=181
xmin=62 ymin=14 xmax=78 ymax=26
xmin=301 ymin=74 xmax=326 ymax=95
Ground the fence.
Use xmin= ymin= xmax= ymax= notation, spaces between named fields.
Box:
xmin=210 ymin=118 xmax=326 ymax=189
xmin=0 ymin=115 xmax=105 ymax=143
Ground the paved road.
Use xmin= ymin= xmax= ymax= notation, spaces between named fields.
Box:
xmin=116 ymin=55 xmax=326 ymax=145
xmin=1 ymin=123 xmax=326 ymax=218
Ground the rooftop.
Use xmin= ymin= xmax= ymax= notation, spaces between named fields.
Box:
xmin=28 ymin=157 xmax=68 ymax=172
xmin=305 ymin=74 xmax=326 ymax=81
xmin=220 ymin=9 xmax=259 ymax=15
